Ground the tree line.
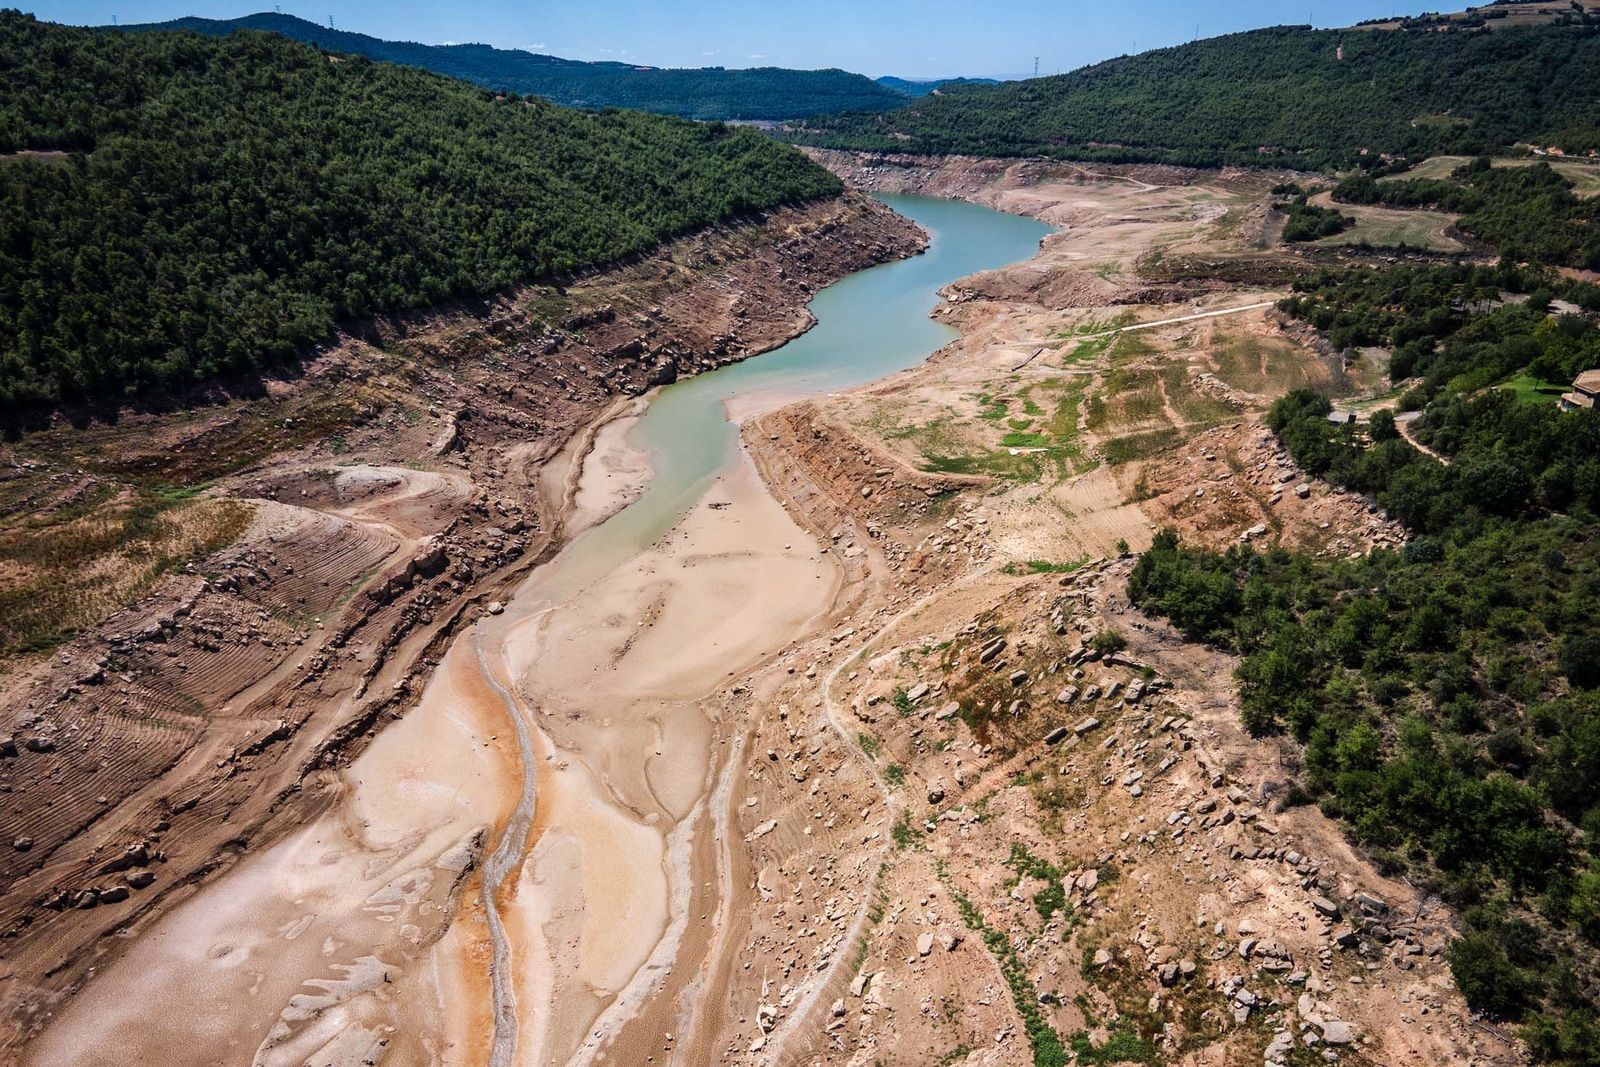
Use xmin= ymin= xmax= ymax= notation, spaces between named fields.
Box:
xmin=787 ymin=21 xmax=1600 ymax=169
xmin=1131 ymin=253 xmax=1600 ymax=1059
xmin=1335 ymin=159 xmax=1600 ymax=269
xmin=0 ymin=13 xmax=842 ymax=421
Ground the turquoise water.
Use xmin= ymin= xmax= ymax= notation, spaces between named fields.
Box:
xmin=535 ymin=194 xmax=1051 ymax=596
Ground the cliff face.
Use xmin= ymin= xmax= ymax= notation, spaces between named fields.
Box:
xmin=0 ymin=192 xmax=926 ymax=1051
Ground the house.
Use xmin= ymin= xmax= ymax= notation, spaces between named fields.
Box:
xmin=1327 ymin=410 xmax=1357 ymax=425
xmin=1560 ymin=369 xmax=1600 ymax=412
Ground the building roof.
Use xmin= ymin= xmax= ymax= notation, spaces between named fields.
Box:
xmin=1562 ymin=391 xmax=1596 ymax=410
xmin=1573 ymin=369 xmax=1600 ymax=396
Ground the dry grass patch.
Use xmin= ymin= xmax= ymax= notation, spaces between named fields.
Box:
xmin=0 ymin=486 xmax=251 ymax=656
xmin=1209 ymin=333 xmax=1318 ymax=396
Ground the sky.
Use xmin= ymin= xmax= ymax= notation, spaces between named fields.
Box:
xmin=29 ymin=0 xmax=1452 ymax=79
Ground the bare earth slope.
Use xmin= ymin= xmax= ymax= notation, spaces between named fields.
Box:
xmin=0 ymin=193 xmax=924 ymax=1059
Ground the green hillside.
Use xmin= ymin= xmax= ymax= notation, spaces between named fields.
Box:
xmin=873 ymin=75 xmax=1000 ymax=97
xmin=0 ymin=13 xmax=841 ymax=418
xmin=117 ymin=13 xmax=909 ymax=121
xmin=791 ymin=20 xmax=1600 ymax=168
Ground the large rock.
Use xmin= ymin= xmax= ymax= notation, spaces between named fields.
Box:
xmin=1320 ymin=1020 xmax=1355 ymax=1045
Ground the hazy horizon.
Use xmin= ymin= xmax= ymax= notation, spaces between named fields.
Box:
xmin=28 ymin=0 xmax=1449 ymax=80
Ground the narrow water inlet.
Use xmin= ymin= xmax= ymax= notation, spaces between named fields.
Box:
xmin=520 ymin=194 xmax=1053 ymax=604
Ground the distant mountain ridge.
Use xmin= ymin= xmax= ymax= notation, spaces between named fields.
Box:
xmin=114 ymin=12 xmax=911 ymax=120
xmin=873 ymin=76 xmax=999 ymax=97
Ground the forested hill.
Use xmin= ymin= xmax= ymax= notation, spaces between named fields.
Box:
xmin=873 ymin=76 xmax=1000 ymax=97
xmin=0 ymin=13 xmax=842 ymax=418
xmin=115 ymin=13 xmax=909 ymax=120
xmin=789 ymin=19 xmax=1600 ymax=168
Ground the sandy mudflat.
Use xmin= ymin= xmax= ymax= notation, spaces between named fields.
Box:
xmin=24 ymin=636 xmax=516 ymax=1067
xmin=495 ymin=446 xmax=839 ymax=1062
xmin=565 ymin=399 xmax=654 ymax=537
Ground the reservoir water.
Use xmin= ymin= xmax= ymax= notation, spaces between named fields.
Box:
xmin=537 ymin=193 xmax=1053 ymax=598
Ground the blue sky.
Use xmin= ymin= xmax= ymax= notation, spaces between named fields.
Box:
xmin=29 ymin=0 xmax=1450 ymax=78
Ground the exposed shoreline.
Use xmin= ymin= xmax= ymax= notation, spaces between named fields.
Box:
xmin=0 ymin=192 xmax=926 ymax=1062
xmin=7 ymin=151 xmax=1516 ymax=1067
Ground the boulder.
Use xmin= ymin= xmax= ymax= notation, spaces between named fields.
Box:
xmin=1320 ymin=1021 xmax=1354 ymax=1045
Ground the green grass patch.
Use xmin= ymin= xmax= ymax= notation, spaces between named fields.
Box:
xmin=978 ymin=395 xmax=1010 ymax=420
xmin=1501 ymin=372 xmax=1570 ymax=405
xmin=1018 ymin=557 xmax=1090 ymax=575
xmin=1070 ymin=1027 xmax=1159 ymax=1064
xmin=1062 ymin=334 xmax=1115 ymax=365
xmin=1101 ymin=428 xmax=1183 ymax=465
xmin=943 ymin=865 xmax=1069 ymax=1067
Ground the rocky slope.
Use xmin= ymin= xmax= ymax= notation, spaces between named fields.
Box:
xmin=657 ymin=151 xmax=1521 ymax=1065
